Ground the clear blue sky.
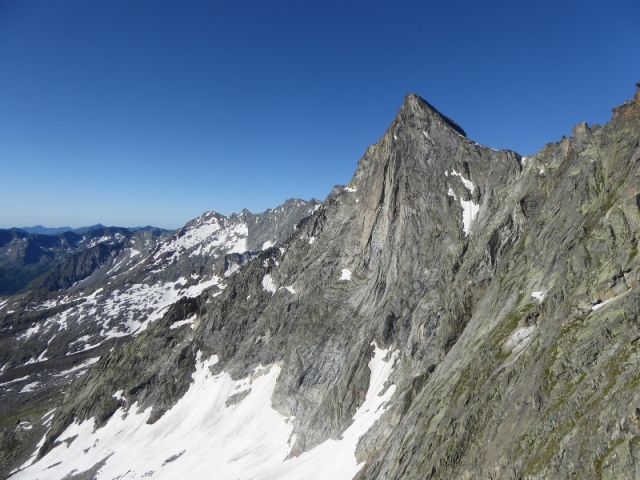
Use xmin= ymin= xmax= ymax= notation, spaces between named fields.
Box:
xmin=1 ymin=0 xmax=638 ymax=229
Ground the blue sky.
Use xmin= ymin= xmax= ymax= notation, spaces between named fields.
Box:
xmin=1 ymin=0 xmax=638 ymax=229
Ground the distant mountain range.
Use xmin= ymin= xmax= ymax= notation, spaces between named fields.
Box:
xmin=0 ymin=224 xmax=172 ymax=295
xmin=17 ymin=224 xmax=171 ymax=236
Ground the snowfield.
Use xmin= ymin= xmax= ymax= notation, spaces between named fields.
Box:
xmin=13 ymin=273 xmax=224 ymax=364
xmin=13 ymin=344 xmax=397 ymax=480
xmin=153 ymin=215 xmax=248 ymax=262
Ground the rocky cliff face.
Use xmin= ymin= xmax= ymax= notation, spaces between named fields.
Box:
xmin=3 ymin=89 xmax=640 ymax=479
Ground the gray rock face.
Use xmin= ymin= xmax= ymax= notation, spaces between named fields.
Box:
xmin=241 ymin=198 xmax=321 ymax=252
xmin=3 ymin=88 xmax=640 ymax=479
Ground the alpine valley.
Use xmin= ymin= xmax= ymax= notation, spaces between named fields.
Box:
xmin=2 ymin=88 xmax=640 ymax=479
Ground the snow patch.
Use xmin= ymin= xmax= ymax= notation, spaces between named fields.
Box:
xmin=531 ymin=291 xmax=546 ymax=302
xmin=224 ymin=263 xmax=241 ymax=277
xmin=592 ymin=299 xmax=613 ymax=311
xmin=17 ymin=323 xmax=42 ymax=341
xmin=447 ymin=169 xmax=478 ymax=235
xmin=460 ymin=199 xmax=480 ymax=236
xmin=450 ymin=169 xmax=475 ymax=193
xmin=170 ymin=315 xmax=196 ymax=330
xmin=262 ymin=274 xmax=277 ymax=294
xmin=18 ymin=421 xmax=33 ymax=431
xmin=0 ymin=375 xmax=31 ymax=388
xmin=340 ymin=268 xmax=352 ymax=281
xmin=87 ymin=235 xmax=114 ymax=248
xmin=20 ymin=381 xmax=41 ymax=394
xmin=591 ymin=289 xmax=630 ymax=311
xmin=15 ymin=433 xmax=47 ymax=473
xmin=182 ymin=276 xmax=222 ymax=299
xmin=56 ymin=357 xmax=100 ymax=377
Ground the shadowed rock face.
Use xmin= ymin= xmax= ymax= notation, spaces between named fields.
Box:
xmin=0 ymin=227 xmax=142 ymax=295
xmin=3 ymin=88 xmax=640 ymax=479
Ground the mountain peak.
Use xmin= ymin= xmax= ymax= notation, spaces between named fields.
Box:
xmin=399 ymin=93 xmax=467 ymax=137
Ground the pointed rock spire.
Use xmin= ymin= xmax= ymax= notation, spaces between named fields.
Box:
xmin=399 ymin=93 xmax=467 ymax=137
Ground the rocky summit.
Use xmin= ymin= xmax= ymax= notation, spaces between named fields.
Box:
xmin=1 ymin=88 xmax=639 ymax=479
